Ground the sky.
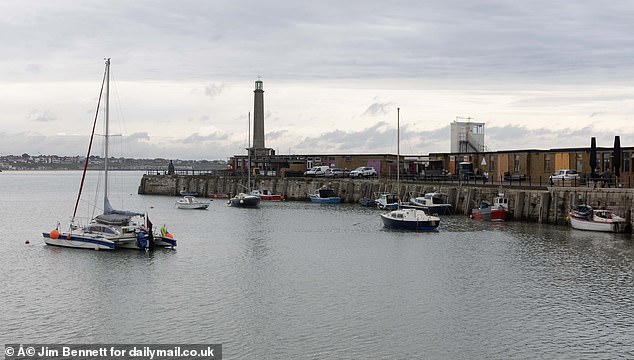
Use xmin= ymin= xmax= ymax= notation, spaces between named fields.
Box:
xmin=2 ymin=1 xmax=634 ymax=160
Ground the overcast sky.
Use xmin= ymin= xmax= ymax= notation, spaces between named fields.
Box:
xmin=2 ymin=0 xmax=634 ymax=160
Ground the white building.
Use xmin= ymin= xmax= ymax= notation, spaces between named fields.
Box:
xmin=450 ymin=120 xmax=486 ymax=153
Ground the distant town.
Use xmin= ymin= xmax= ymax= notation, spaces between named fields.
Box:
xmin=0 ymin=153 xmax=228 ymax=172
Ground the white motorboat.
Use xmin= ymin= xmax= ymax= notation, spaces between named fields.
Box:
xmin=408 ymin=192 xmax=454 ymax=214
xmin=375 ymin=193 xmax=399 ymax=210
xmin=42 ymin=59 xmax=176 ymax=250
xmin=569 ymin=205 xmax=629 ymax=233
xmin=177 ymin=195 xmax=210 ymax=209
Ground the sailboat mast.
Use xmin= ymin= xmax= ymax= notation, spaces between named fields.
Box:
xmin=248 ymin=112 xmax=251 ymax=191
xmin=397 ymin=107 xmax=400 ymax=187
xmin=103 ymin=58 xmax=110 ymax=210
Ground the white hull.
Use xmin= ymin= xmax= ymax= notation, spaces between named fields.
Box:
xmin=43 ymin=232 xmax=115 ymax=250
xmin=177 ymin=203 xmax=209 ymax=210
xmin=569 ymin=216 xmax=628 ymax=233
xmin=176 ymin=195 xmax=209 ymax=209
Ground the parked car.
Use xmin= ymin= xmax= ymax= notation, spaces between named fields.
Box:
xmin=549 ymin=169 xmax=580 ymax=181
xmin=324 ymin=168 xmax=348 ymax=178
xmin=349 ymin=166 xmax=377 ymax=178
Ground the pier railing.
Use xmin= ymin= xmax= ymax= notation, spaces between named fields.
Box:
xmin=145 ymin=170 xmax=631 ymax=189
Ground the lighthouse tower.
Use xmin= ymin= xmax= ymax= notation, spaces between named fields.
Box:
xmin=253 ymin=79 xmax=265 ymax=149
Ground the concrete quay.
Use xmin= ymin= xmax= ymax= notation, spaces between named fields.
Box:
xmin=138 ymin=174 xmax=634 ymax=227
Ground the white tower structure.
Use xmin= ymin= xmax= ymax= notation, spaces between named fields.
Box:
xmin=450 ymin=118 xmax=485 ymax=153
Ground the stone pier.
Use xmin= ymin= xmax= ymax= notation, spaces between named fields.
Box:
xmin=138 ymin=174 xmax=634 ymax=227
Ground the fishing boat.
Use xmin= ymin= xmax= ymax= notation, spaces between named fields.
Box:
xmin=381 ymin=208 xmax=441 ymax=231
xmin=470 ymin=193 xmax=509 ymax=222
xmin=569 ymin=205 xmax=629 ymax=233
xmin=309 ymin=186 xmax=341 ymax=204
xmin=229 ymin=112 xmax=261 ymax=208
xmin=42 ymin=59 xmax=176 ymax=250
xmin=408 ymin=192 xmax=454 ymax=215
xmin=176 ymin=195 xmax=210 ymax=209
xmin=250 ymin=189 xmax=284 ymax=201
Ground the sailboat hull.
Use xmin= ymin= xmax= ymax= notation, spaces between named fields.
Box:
xmin=42 ymin=232 xmax=116 ymax=250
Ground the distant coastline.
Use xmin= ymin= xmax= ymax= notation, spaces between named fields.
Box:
xmin=0 ymin=154 xmax=227 ymax=172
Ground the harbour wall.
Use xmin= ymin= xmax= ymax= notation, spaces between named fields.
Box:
xmin=138 ymin=174 xmax=634 ymax=226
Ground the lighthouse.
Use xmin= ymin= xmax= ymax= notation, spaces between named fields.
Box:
xmin=253 ymin=79 xmax=265 ymax=149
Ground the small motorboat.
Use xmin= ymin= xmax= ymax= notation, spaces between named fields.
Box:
xmin=408 ymin=192 xmax=454 ymax=215
xmin=176 ymin=195 xmax=210 ymax=210
xmin=375 ymin=193 xmax=399 ymax=210
xmin=309 ymin=187 xmax=341 ymax=204
xmin=569 ymin=205 xmax=629 ymax=233
xmin=250 ymin=189 xmax=284 ymax=201
xmin=380 ymin=208 xmax=441 ymax=231
xmin=470 ymin=193 xmax=509 ymax=222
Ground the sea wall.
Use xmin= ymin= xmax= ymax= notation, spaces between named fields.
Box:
xmin=138 ymin=174 xmax=634 ymax=226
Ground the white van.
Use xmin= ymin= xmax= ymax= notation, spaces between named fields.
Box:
xmin=312 ymin=166 xmax=330 ymax=177
xmin=304 ymin=165 xmax=330 ymax=177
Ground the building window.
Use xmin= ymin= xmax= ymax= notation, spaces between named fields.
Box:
xmin=544 ymin=156 xmax=551 ymax=173
xmin=514 ymin=155 xmax=520 ymax=172
xmin=602 ymin=152 xmax=610 ymax=173
xmin=489 ymin=156 xmax=495 ymax=171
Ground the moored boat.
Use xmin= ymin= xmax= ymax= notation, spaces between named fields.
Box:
xmin=309 ymin=187 xmax=341 ymax=204
xmin=229 ymin=192 xmax=261 ymax=208
xmin=42 ymin=59 xmax=176 ymax=250
xmin=408 ymin=192 xmax=454 ymax=215
xmin=375 ymin=193 xmax=399 ymax=210
xmin=569 ymin=205 xmax=628 ymax=233
xmin=470 ymin=193 xmax=509 ymax=222
xmin=250 ymin=189 xmax=284 ymax=201
xmin=381 ymin=208 xmax=441 ymax=231
xmin=176 ymin=195 xmax=210 ymax=209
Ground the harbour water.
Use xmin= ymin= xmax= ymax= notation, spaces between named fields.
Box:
xmin=2 ymin=171 xmax=634 ymax=359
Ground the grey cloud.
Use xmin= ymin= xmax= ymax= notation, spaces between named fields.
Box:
xmin=204 ymin=83 xmax=226 ymax=100
xmin=362 ymin=102 xmax=395 ymax=117
xmin=6 ymin=1 xmax=634 ymax=83
xmin=27 ymin=110 xmax=55 ymax=122
xmin=182 ymin=132 xmax=228 ymax=144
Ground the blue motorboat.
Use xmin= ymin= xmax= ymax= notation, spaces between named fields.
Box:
xmin=309 ymin=187 xmax=341 ymax=204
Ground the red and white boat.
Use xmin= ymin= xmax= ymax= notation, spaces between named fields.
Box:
xmin=250 ymin=189 xmax=284 ymax=201
xmin=470 ymin=193 xmax=509 ymax=222
xmin=569 ymin=205 xmax=628 ymax=233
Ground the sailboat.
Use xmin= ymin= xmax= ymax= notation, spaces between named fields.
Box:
xmin=380 ymin=108 xmax=441 ymax=231
xmin=42 ymin=58 xmax=176 ymax=250
xmin=229 ymin=112 xmax=260 ymax=208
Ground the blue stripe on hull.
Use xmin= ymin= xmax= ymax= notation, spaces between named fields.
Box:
xmin=155 ymin=237 xmax=177 ymax=247
xmin=42 ymin=232 xmax=116 ymax=250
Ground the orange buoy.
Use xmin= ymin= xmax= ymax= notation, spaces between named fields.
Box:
xmin=50 ymin=229 xmax=60 ymax=239
xmin=165 ymin=233 xmax=174 ymax=239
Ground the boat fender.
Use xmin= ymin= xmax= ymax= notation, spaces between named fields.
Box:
xmin=136 ymin=232 xmax=148 ymax=249
xmin=50 ymin=229 xmax=60 ymax=239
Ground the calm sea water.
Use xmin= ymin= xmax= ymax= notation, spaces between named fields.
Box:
xmin=2 ymin=171 xmax=634 ymax=359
